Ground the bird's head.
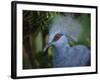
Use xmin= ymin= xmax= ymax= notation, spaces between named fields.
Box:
xmin=43 ymin=33 xmax=69 ymax=52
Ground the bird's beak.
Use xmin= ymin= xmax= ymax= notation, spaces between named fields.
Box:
xmin=43 ymin=43 xmax=52 ymax=52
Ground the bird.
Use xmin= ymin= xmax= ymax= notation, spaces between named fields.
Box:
xmin=44 ymin=33 xmax=90 ymax=68
xmin=44 ymin=14 xmax=90 ymax=68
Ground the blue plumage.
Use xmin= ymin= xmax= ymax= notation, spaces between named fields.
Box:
xmin=44 ymin=14 xmax=90 ymax=67
xmin=51 ymin=34 xmax=90 ymax=67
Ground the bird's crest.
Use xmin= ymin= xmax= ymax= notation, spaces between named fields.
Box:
xmin=48 ymin=14 xmax=82 ymax=43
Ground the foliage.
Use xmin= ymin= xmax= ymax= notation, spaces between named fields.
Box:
xmin=23 ymin=11 xmax=59 ymax=69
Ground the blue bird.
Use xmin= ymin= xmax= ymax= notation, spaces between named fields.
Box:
xmin=44 ymin=14 xmax=90 ymax=67
xmin=44 ymin=33 xmax=90 ymax=67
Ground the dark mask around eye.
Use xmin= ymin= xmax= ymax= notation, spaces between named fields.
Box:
xmin=53 ymin=33 xmax=63 ymax=42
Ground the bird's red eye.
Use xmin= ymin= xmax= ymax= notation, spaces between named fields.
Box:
xmin=53 ymin=33 xmax=62 ymax=41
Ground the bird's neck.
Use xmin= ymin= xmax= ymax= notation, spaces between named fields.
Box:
xmin=55 ymin=43 xmax=69 ymax=50
xmin=53 ymin=44 xmax=69 ymax=67
xmin=55 ymin=44 xmax=69 ymax=54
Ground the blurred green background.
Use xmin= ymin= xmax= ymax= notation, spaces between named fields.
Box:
xmin=23 ymin=11 xmax=90 ymax=69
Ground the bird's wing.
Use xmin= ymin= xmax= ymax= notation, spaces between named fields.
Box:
xmin=67 ymin=45 xmax=90 ymax=66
